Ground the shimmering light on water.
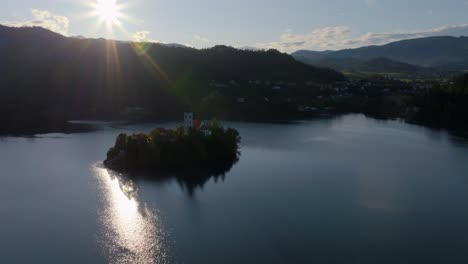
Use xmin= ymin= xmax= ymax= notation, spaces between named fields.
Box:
xmin=94 ymin=165 xmax=169 ymax=264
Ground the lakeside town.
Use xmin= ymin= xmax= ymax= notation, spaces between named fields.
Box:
xmin=207 ymin=77 xmax=437 ymax=113
xmin=121 ymin=73 xmax=466 ymax=132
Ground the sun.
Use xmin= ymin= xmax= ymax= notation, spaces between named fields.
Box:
xmin=92 ymin=0 xmax=122 ymax=25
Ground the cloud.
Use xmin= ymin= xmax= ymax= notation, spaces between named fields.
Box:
xmin=133 ymin=31 xmax=151 ymax=42
xmin=256 ymin=23 xmax=468 ymax=52
xmin=132 ymin=31 xmax=165 ymax=44
xmin=2 ymin=9 xmax=69 ymax=35
xmin=256 ymin=26 xmax=351 ymax=52
xmin=236 ymin=46 xmax=259 ymax=51
xmin=187 ymin=34 xmax=211 ymax=49
xmin=194 ymin=35 xmax=210 ymax=43
xmin=357 ymin=23 xmax=468 ymax=44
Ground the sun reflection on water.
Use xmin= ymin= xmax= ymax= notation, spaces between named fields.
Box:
xmin=94 ymin=165 xmax=169 ymax=264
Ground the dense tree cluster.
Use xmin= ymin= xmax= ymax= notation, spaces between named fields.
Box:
xmin=326 ymin=73 xmax=468 ymax=130
xmin=410 ymin=73 xmax=468 ymax=129
xmin=104 ymin=121 xmax=241 ymax=172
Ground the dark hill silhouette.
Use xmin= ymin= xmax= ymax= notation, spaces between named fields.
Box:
xmin=0 ymin=25 xmax=343 ymax=134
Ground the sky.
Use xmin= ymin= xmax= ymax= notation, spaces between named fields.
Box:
xmin=1 ymin=0 xmax=468 ymax=52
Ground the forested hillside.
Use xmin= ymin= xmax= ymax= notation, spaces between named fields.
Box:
xmin=0 ymin=25 xmax=343 ymax=133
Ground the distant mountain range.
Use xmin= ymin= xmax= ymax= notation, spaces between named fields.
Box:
xmin=292 ymin=36 xmax=468 ymax=74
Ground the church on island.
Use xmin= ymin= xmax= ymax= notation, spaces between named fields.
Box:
xmin=184 ymin=112 xmax=211 ymax=135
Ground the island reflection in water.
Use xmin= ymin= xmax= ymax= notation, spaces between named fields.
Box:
xmin=165 ymin=158 xmax=239 ymax=196
xmin=94 ymin=165 xmax=169 ymax=264
xmin=116 ymin=156 xmax=240 ymax=197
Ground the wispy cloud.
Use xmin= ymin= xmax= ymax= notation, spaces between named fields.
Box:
xmin=133 ymin=30 xmax=151 ymax=42
xmin=356 ymin=23 xmax=468 ymax=45
xmin=187 ymin=34 xmax=211 ymax=48
xmin=256 ymin=23 xmax=468 ymax=52
xmin=255 ymin=26 xmax=351 ymax=52
xmin=132 ymin=30 xmax=164 ymax=44
xmin=2 ymin=9 xmax=69 ymax=35
xmin=194 ymin=34 xmax=210 ymax=43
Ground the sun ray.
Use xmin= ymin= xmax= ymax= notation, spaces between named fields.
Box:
xmin=132 ymin=42 xmax=171 ymax=84
xmin=90 ymin=0 xmax=124 ymax=28
xmin=85 ymin=0 xmax=172 ymax=91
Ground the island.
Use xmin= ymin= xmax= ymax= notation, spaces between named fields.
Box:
xmin=104 ymin=119 xmax=241 ymax=174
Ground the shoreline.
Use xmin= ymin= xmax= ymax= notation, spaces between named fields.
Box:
xmin=2 ymin=113 xmax=468 ymax=139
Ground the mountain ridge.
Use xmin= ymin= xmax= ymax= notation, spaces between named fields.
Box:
xmin=292 ymin=36 xmax=468 ymax=72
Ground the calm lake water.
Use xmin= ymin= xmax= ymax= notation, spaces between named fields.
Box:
xmin=1 ymin=114 xmax=468 ymax=264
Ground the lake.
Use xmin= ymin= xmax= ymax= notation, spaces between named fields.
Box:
xmin=1 ymin=114 xmax=468 ymax=264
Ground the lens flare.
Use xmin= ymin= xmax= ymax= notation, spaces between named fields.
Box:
xmin=92 ymin=0 xmax=123 ymax=25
